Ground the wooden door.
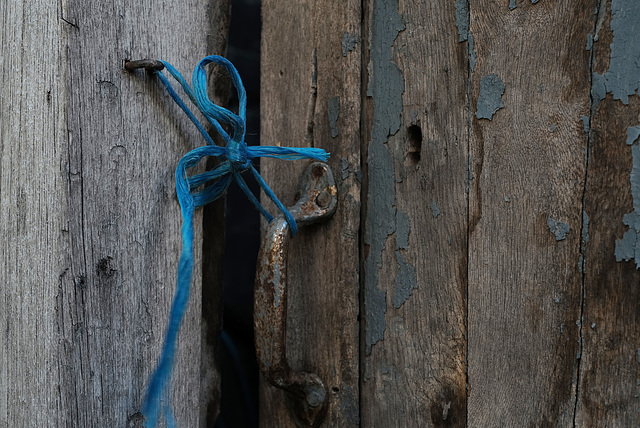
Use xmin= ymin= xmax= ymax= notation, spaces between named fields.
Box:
xmin=260 ymin=1 xmax=639 ymax=426
xmin=1 ymin=1 xmax=229 ymax=426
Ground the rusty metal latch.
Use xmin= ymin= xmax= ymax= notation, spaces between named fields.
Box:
xmin=254 ymin=162 xmax=337 ymax=427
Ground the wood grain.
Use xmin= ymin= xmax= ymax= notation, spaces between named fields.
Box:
xmin=577 ymin=95 xmax=640 ymax=428
xmin=260 ymin=1 xmax=362 ymax=426
xmin=467 ymin=1 xmax=593 ymax=426
xmin=360 ymin=0 xmax=469 ymax=426
xmin=0 ymin=1 xmax=229 ymax=426
xmin=576 ymin=1 xmax=640 ymax=425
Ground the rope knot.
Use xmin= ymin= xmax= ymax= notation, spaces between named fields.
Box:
xmin=226 ymin=140 xmax=251 ymax=172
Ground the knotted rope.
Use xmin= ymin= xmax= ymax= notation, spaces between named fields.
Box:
xmin=138 ymin=56 xmax=328 ymax=428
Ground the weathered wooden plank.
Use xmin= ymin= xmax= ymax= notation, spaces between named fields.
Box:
xmin=260 ymin=1 xmax=362 ymax=426
xmin=0 ymin=1 xmax=228 ymax=426
xmin=0 ymin=2 xmax=68 ymax=426
xmin=467 ymin=1 xmax=592 ymax=426
xmin=576 ymin=1 xmax=640 ymax=425
xmin=360 ymin=0 xmax=469 ymax=426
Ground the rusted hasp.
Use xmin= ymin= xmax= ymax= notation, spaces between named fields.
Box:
xmin=254 ymin=162 xmax=337 ymax=427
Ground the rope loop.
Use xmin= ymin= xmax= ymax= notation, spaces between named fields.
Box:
xmin=226 ymin=141 xmax=251 ymax=172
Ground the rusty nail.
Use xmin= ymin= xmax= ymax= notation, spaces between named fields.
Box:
xmin=124 ymin=59 xmax=164 ymax=72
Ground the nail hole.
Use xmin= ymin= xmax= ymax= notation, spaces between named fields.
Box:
xmin=406 ymin=125 xmax=422 ymax=166
xmin=331 ymin=386 xmax=340 ymax=393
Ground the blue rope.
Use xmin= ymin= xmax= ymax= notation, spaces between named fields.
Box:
xmin=140 ymin=56 xmax=329 ymax=428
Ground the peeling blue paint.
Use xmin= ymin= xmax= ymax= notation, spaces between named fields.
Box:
xmin=468 ymin=33 xmax=477 ymax=72
xmin=548 ymin=217 xmax=570 ymax=241
xmin=476 ymin=74 xmax=505 ymax=120
xmin=454 ymin=0 xmax=476 ymax=71
xmin=431 ymin=201 xmax=441 ymax=218
xmin=581 ymin=115 xmax=590 ymax=133
xmin=393 ymin=251 xmax=417 ymax=309
xmin=364 ymin=143 xmax=393 ymax=355
xmin=637 ymin=349 xmax=640 ymax=364
xmin=364 ymin=0 xmax=405 ymax=355
xmin=328 ymin=96 xmax=340 ymax=138
xmin=615 ymin=138 xmax=640 ymax=269
xmin=550 ymin=124 xmax=557 ymax=133
xmin=591 ymin=73 xmax=607 ymax=105
xmin=579 ymin=211 xmax=589 ymax=273
xmin=591 ymin=0 xmax=640 ymax=104
xmin=411 ymin=109 xmax=418 ymax=124
xmin=627 ymin=125 xmax=640 ymax=146
xmin=454 ymin=0 xmax=469 ymax=42
xmin=531 ymin=0 xmax=539 ymax=3
xmin=395 ymin=210 xmax=410 ymax=250
xmin=342 ymin=33 xmax=358 ymax=57
xmin=586 ymin=33 xmax=593 ymax=51
xmin=509 ymin=0 xmax=517 ymax=10
xmin=617 ymin=222 xmax=639 ymax=260
xmin=576 ymin=336 xmax=582 ymax=359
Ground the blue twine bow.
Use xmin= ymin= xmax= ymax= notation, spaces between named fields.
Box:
xmin=140 ymin=56 xmax=328 ymax=428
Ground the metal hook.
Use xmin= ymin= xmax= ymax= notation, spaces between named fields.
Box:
xmin=254 ymin=162 xmax=337 ymax=427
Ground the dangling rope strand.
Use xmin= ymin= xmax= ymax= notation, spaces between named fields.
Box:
xmin=130 ymin=55 xmax=328 ymax=428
